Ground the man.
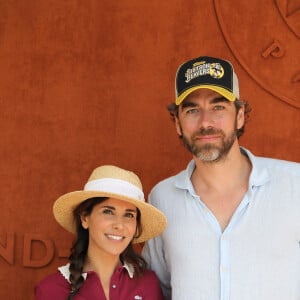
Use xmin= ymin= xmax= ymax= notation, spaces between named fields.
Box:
xmin=142 ymin=55 xmax=300 ymax=300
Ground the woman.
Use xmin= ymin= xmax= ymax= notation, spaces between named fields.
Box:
xmin=35 ymin=165 xmax=167 ymax=300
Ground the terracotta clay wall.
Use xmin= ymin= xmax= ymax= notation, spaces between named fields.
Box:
xmin=0 ymin=1 xmax=299 ymax=299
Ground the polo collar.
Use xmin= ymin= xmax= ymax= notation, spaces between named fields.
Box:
xmin=58 ymin=261 xmax=135 ymax=283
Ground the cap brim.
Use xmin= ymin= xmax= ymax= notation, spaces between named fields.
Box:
xmin=176 ymin=85 xmax=236 ymax=105
xmin=53 ymin=191 xmax=167 ymax=244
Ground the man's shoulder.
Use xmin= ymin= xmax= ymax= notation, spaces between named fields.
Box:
xmin=255 ymin=155 xmax=300 ymax=175
xmin=151 ymin=169 xmax=186 ymax=191
xmin=147 ymin=168 xmax=188 ymax=206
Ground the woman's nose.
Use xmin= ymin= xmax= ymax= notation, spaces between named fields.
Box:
xmin=112 ymin=216 xmax=124 ymax=229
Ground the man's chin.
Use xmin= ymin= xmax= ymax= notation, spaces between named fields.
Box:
xmin=195 ymin=149 xmax=221 ymax=162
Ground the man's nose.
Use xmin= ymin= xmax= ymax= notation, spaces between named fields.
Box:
xmin=198 ymin=110 xmax=214 ymax=128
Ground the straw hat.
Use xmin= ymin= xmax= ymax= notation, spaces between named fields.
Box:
xmin=53 ymin=165 xmax=167 ymax=243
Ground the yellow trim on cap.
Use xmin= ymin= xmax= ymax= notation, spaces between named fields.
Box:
xmin=175 ymin=85 xmax=236 ymax=105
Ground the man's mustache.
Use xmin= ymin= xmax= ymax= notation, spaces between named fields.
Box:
xmin=192 ymin=127 xmax=225 ymax=137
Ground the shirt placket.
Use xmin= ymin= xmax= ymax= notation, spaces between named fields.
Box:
xmin=198 ymin=192 xmax=250 ymax=300
xmin=220 ymin=233 xmax=230 ymax=300
xmin=220 ymin=194 xmax=250 ymax=300
xmin=109 ymin=267 xmax=122 ymax=300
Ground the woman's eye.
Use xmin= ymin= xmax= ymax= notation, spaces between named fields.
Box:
xmin=102 ymin=209 xmax=113 ymax=215
xmin=125 ymin=212 xmax=135 ymax=218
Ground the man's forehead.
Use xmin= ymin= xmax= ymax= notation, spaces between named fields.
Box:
xmin=180 ymin=89 xmax=230 ymax=106
xmin=184 ymin=87 xmax=224 ymax=100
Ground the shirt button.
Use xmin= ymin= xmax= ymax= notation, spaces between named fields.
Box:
xmin=220 ymin=266 xmax=227 ymax=272
xmin=112 ymin=284 xmax=117 ymax=289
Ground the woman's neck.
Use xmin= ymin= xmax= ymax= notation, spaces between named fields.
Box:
xmin=84 ymin=249 xmax=121 ymax=276
xmin=84 ymin=251 xmax=121 ymax=300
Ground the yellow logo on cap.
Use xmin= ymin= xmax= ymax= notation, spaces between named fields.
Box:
xmin=209 ymin=63 xmax=224 ymax=79
xmin=185 ymin=61 xmax=224 ymax=83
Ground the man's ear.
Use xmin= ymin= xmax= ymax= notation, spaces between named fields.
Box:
xmin=175 ymin=117 xmax=183 ymax=137
xmin=237 ymin=106 xmax=245 ymax=130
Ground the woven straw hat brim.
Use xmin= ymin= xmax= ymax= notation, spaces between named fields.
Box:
xmin=53 ymin=190 xmax=167 ymax=244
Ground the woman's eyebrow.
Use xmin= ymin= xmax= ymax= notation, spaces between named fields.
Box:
xmin=101 ymin=205 xmax=136 ymax=213
xmin=125 ymin=208 xmax=137 ymax=213
xmin=101 ymin=205 xmax=115 ymax=210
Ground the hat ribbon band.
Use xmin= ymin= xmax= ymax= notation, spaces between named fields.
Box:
xmin=84 ymin=178 xmax=145 ymax=201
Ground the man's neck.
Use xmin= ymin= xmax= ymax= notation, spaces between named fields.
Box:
xmin=191 ymin=144 xmax=252 ymax=230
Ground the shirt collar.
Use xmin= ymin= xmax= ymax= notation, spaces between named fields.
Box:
xmin=174 ymin=147 xmax=270 ymax=192
xmin=241 ymin=147 xmax=270 ymax=188
xmin=122 ymin=261 xmax=134 ymax=278
xmin=58 ymin=261 xmax=135 ymax=283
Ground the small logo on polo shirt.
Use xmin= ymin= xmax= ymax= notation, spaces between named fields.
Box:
xmin=134 ymin=296 xmax=142 ymax=299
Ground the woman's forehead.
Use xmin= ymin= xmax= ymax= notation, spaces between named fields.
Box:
xmin=99 ymin=197 xmax=137 ymax=210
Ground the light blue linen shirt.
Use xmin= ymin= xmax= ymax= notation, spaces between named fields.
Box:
xmin=142 ymin=148 xmax=300 ymax=300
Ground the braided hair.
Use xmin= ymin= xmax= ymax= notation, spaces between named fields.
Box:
xmin=66 ymin=197 xmax=147 ymax=299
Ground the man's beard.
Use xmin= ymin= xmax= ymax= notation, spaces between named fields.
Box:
xmin=181 ymin=126 xmax=237 ymax=163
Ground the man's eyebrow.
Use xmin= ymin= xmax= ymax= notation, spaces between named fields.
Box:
xmin=181 ymin=96 xmax=230 ymax=109
xmin=210 ymin=96 xmax=230 ymax=104
xmin=181 ymin=101 xmax=197 ymax=109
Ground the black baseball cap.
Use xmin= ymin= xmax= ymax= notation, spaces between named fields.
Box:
xmin=175 ymin=56 xmax=240 ymax=105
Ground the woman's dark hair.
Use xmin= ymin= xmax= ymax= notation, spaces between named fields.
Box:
xmin=67 ymin=197 xmax=147 ymax=300
xmin=167 ymin=98 xmax=251 ymax=139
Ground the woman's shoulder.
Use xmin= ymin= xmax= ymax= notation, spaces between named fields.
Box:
xmin=37 ymin=271 xmax=68 ymax=287
xmin=142 ymin=269 xmax=160 ymax=279
xmin=133 ymin=269 xmax=164 ymax=299
xmin=35 ymin=270 xmax=70 ymax=299
xmin=136 ymin=268 xmax=161 ymax=286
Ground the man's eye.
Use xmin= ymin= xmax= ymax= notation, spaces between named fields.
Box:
xmin=213 ymin=105 xmax=225 ymax=111
xmin=186 ymin=108 xmax=198 ymax=114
